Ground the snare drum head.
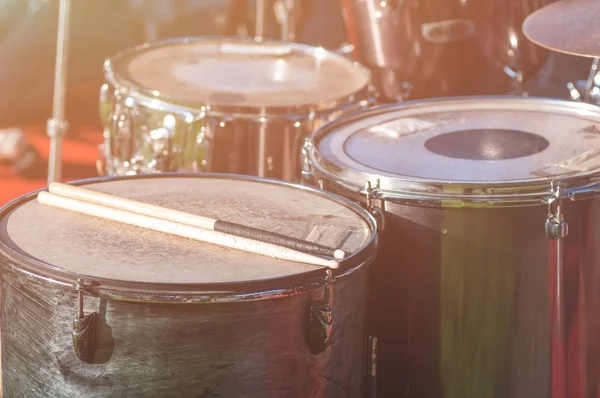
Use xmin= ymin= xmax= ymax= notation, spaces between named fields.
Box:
xmin=109 ymin=38 xmax=370 ymax=109
xmin=314 ymin=97 xmax=600 ymax=189
xmin=0 ymin=177 xmax=373 ymax=285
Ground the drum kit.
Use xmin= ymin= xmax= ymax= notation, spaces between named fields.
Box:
xmin=2 ymin=0 xmax=600 ymax=397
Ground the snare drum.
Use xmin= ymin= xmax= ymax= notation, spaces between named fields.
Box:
xmin=98 ymin=37 xmax=373 ymax=180
xmin=303 ymin=97 xmax=600 ymax=397
xmin=0 ymin=174 xmax=377 ymax=397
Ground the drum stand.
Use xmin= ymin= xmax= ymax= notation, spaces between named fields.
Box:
xmin=567 ymin=57 xmax=600 ymax=104
xmin=254 ymin=0 xmax=300 ymax=41
xmin=47 ymin=0 xmax=72 ymax=184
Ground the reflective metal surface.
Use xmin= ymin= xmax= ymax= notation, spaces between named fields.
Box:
xmin=0 ymin=173 xmax=378 ymax=397
xmin=339 ymin=0 xmax=549 ymax=101
xmin=523 ymin=0 xmax=600 ymax=58
xmin=99 ymin=37 xmax=373 ymax=181
xmin=303 ymin=96 xmax=600 ymax=397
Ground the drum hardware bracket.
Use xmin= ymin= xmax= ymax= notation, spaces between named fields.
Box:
xmin=544 ymin=182 xmax=568 ymax=240
xmin=300 ymin=138 xmax=317 ymax=186
xmin=72 ymin=278 xmax=98 ymax=363
xmin=306 ymin=269 xmax=334 ymax=354
xmin=366 ymin=336 xmax=378 ymax=398
xmin=362 ymin=180 xmax=386 ymax=232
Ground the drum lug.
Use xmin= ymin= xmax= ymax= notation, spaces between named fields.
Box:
xmin=109 ymin=104 xmax=133 ymax=171
xmin=306 ymin=270 xmax=334 ymax=354
xmin=300 ymin=137 xmax=316 ymax=186
xmin=544 ymin=182 xmax=568 ymax=239
xmin=334 ymin=43 xmax=355 ymax=58
xmin=362 ymin=180 xmax=386 ymax=232
xmin=72 ymin=278 xmax=98 ymax=363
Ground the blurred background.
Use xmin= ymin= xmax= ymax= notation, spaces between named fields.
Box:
xmin=0 ymin=0 xmax=592 ymax=204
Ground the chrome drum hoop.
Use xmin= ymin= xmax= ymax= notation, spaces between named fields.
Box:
xmin=301 ymin=96 xmax=600 ymax=209
xmin=0 ymin=173 xmax=379 ymax=304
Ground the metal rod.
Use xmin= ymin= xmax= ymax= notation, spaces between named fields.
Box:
xmin=584 ymin=57 xmax=599 ymax=102
xmin=47 ymin=0 xmax=72 ymax=184
xmin=279 ymin=0 xmax=291 ymax=41
xmin=255 ymin=0 xmax=266 ymax=39
xmin=278 ymin=0 xmax=300 ymax=41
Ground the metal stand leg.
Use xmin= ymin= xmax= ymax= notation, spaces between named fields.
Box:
xmin=584 ymin=57 xmax=599 ymax=102
xmin=255 ymin=0 xmax=267 ymax=39
xmin=47 ymin=0 xmax=72 ymax=184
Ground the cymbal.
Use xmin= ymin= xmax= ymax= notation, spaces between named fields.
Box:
xmin=522 ymin=0 xmax=600 ymax=58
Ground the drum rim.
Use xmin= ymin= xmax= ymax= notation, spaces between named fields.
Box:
xmin=306 ymin=96 xmax=600 ymax=207
xmin=102 ymin=36 xmax=373 ymax=117
xmin=0 ymin=173 xmax=378 ymax=303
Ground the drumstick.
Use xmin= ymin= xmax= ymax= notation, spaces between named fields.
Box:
xmin=48 ymin=182 xmax=346 ymax=260
xmin=37 ymin=191 xmax=339 ymax=269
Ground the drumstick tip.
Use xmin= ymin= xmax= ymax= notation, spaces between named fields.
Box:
xmin=333 ymin=249 xmax=346 ymax=260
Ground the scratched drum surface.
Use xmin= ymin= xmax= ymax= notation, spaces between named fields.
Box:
xmin=118 ymin=40 xmax=370 ymax=108
xmin=2 ymin=178 xmax=371 ymax=284
xmin=318 ymin=99 xmax=600 ymax=183
xmin=0 ymin=175 xmax=377 ymax=397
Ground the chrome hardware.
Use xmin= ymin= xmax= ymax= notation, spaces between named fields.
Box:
xmin=363 ymin=180 xmax=386 ymax=232
xmin=335 ymin=43 xmax=355 ymax=58
xmin=147 ymin=126 xmax=177 ymax=172
xmin=503 ymin=66 xmax=524 ymax=95
xmin=544 ymin=181 xmax=569 ymax=398
xmin=110 ymin=104 xmax=133 ymax=169
xmin=72 ymin=278 xmax=97 ymax=363
xmin=194 ymin=124 xmax=212 ymax=172
xmin=306 ymin=270 xmax=334 ymax=354
xmin=567 ymin=81 xmax=583 ymax=102
xmin=300 ymin=138 xmax=316 ymax=186
xmin=545 ymin=182 xmax=568 ymax=240
xmin=367 ymin=336 xmax=378 ymax=398
xmin=379 ymin=0 xmax=398 ymax=8
xmin=568 ymin=57 xmax=600 ymax=104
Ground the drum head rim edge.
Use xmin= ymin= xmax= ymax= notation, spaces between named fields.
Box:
xmin=103 ymin=36 xmax=374 ymax=117
xmin=307 ymin=95 xmax=600 ymax=207
xmin=0 ymin=173 xmax=379 ymax=303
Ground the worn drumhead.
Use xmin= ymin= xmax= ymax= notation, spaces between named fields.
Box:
xmin=110 ymin=38 xmax=370 ymax=108
xmin=0 ymin=177 xmax=373 ymax=284
xmin=316 ymin=97 xmax=600 ymax=183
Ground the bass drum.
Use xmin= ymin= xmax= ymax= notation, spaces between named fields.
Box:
xmin=339 ymin=0 xmax=550 ymax=101
xmin=303 ymin=96 xmax=600 ymax=397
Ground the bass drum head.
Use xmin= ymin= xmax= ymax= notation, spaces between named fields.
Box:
xmin=0 ymin=175 xmax=375 ymax=290
xmin=106 ymin=37 xmax=371 ymax=109
xmin=312 ymin=97 xmax=600 ymax=200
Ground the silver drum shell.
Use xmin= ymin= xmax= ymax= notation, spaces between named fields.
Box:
xmin=98 ymin=38 xmax=374 ymax=182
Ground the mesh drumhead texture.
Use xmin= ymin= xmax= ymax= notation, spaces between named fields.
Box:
xmin=116 ymin=39 xmax=370 ymax=107
xmin=317 ymin=99 xmax=600 ymax=182
xmin=1 ymin=178 xmax=372 ymax=284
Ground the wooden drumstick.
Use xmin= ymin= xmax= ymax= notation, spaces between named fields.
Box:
xmin=37 ymin=191 xmax=339 ymax=269
xmin=48 ymin=182 xmax=346 ymax=260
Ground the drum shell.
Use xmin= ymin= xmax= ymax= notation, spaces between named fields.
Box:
xmin=311 ymin=176 xmax=600 ymax=398
xmin=98 ymin=53 xmax=374 ymax=181
xmin=0 ymin=256 xmax=370 ymax=398
xmin=339 ymin=0 xmax=548 ymax=101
